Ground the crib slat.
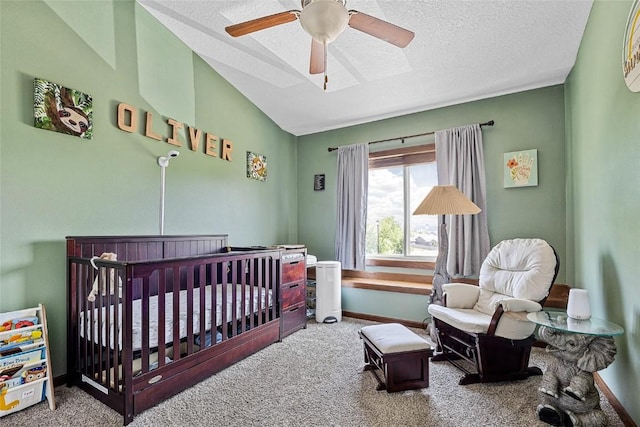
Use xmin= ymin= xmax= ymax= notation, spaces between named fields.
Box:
xmin=113 ymin=265 xmax=121 ymax=391
xmin=122 ymin=264 xmax=134 ymax=424
xmin=262 ymin=258 xmax=265 ymax=322
xmin=271 ymin=256 xmax=277 ymax=321
xmin=249 ymin=259 xmax=255 ymax=330
xmin=185 ymin=265 xmax=194 ymax=355
xmin=257 ymin=258 xmax=264 ymax=326
xmin=221 ymin=262 xmax=228 ymax=341
xmin=172 ymin=267 xmax=181 ymax=361
xmin=104 ymin=266 xmax=112 ymax=390
xmin=198 ymin=264 xmax=206 ymax=350
xmin=231 ymin=261 xmax=238 ymax=338
xmin=211 ymin=262 xmax=219 ymax=343
xmin=157 ymin=269 xmax=166 ymax=366
xmin=141 ymin=276 xmax=150 ymax=374
xmin=96 ymin=269 xmax=104 ymax=375
xmin=80 ymin=263 xmax=90 ymax=382
xmin=240 ymin=260 xmax=247 ymax=334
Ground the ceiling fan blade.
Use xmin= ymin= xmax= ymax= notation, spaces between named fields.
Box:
xmin=309 ymin=39 xmax=325 ymax=74
xmin=348 ymin=11 xmax=415 ymax=48
xmin=225 ymin=11 xmax=299 ymax=37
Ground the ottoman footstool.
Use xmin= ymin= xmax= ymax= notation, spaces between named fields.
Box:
xmin=359 ymin=323 xmax=433 ymax=392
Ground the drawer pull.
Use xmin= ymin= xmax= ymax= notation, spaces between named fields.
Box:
xmin=289 ymin=261 xmax=300 ymax=265
xmin=289 ymin=307 xmax=300 ymax=312
xmin=148 ymin=375 xmax=162 ymax=384
xmin=290 ymin=283 xmax=300 ymax=289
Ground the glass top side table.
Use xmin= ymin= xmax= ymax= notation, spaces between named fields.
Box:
xmin=527 ymin=309 xmax=624 ymax=426
xmin=527 ymin=310 xmax=624 ymax=337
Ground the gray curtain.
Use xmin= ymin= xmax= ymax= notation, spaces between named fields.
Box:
xmin=435 ymin=124 xmax=490 ymax=276
xmin=335 ymin=143 xmax=369 ymax=270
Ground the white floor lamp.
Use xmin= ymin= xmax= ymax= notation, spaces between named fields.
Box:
xmin=412 ymin=185 xmax=481 ymax=305
xmin=413 ymin=185 xmax=481 ymax=345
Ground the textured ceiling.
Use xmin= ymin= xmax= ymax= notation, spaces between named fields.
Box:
xmin=137 ymin=0 xmax=593 ymax=136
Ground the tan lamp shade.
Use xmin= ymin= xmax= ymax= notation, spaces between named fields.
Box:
xmin=413 ymin=185 xmax=481 ymax=215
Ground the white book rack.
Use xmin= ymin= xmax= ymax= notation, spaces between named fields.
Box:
xmin=0 ymin=304 xmax=56 ymax=418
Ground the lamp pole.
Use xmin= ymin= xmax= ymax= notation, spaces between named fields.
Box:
xmin=159 ymin=163 xmax=167 ymax=235
xmin=157 ymin=150 xmax=180 ymax=235
xmin=432 ymin=214 xmax=451 ymax=304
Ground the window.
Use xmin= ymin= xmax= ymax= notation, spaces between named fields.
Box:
xmin=366 ymin=145 xmax=438 ymax=261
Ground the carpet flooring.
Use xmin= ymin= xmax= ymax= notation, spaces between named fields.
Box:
xmin=1 ymin=317 xmax=625 ymax=426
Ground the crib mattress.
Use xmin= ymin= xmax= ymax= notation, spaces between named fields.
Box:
xmin=80 ymin=284 xmax=273 ymax=351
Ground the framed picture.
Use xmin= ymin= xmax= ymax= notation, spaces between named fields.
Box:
xmin=314 ymin=174 xmax=325 ymax=191
xmin=504 ymin=149 xmax=538 ymax=188
xmin=246 ymin=151 xmax=267 ymax=182
xmin=33 ymin=78 xmax=93 ymax=139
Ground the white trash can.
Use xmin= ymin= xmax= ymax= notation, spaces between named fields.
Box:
xmin=315 ymin=261 xmax=342 ymax=323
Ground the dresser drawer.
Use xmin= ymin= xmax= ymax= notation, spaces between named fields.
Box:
xmin=282 ymin=259 xmax=305 ymax=283
xmin=282 ymin=301 xmax=306 ymax=337
xmin=282 ymin=281 xmax=306 ymax=309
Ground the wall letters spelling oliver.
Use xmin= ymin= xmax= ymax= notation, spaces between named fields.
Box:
xmin=116 ymin=102 xmax=233 ymax=161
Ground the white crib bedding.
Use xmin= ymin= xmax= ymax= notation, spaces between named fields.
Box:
xmin=80 ymin=284 xmax=273 ymax=351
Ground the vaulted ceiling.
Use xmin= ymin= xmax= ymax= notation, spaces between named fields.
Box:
xmin=137 ymin=0 xmax=593 ymax=136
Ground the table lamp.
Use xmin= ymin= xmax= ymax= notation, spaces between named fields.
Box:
xmin=413 ymin=185 xmax=481 ymax=305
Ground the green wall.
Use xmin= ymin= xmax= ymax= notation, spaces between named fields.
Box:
xmin=565 ymin=0 xmax=640 ymax=421
xmin=297 ymin=86 xmax=567 ymax=323
xmin=0 ymin=0 xmax=298 ymax=376
xmin=2 ymin=0 xmax=636 ymax=421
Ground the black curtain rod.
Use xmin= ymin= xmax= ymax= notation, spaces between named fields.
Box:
xmin=327 ymin=120 xmax=495 ymax=152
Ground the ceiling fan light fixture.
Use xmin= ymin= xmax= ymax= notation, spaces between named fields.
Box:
xmin=300 ymin=0 xmax=349 ymax=45
xmin=224 ymin=0 xmax=414 ymax=91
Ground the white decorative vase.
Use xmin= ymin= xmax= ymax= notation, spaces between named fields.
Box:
xmin=567 ymin=289 xmax=591 ymax=320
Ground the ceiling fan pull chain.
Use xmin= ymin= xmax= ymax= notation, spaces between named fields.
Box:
xmin=323 ymin=42 xmax=328 ymax=91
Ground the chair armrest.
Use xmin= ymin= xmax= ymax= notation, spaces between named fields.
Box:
xmin=487 ymin=299 xmax=541 ymax=336
xmin=499 ymin=298 xmax=542 ymax=313
xmin=442 ymin=283 xmax=480 ymax=309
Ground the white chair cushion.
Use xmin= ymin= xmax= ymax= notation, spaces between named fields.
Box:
xmin=429 ymin=304 xmax=536 ymax=340
xmin=360 ymin=323 xmax=431 ymax=353
xmin=499 ymin=298 xmax=542 ymax=313
xmin=471 ymin=290 xmax=541 ymax=315
xmin=442 ymin=283 xmax=481 ymax=309
xmin=494 ymin=311 xmax=537 ymax=339
xmin=428 ymin=305 xmax=491 ymax=334
xmin=479 ymin=238 xmax=556 ymax=301
xmin=473 ymin=289 xmax=508 ymax=316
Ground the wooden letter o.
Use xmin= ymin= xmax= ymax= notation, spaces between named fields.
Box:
xmin=117 ymin=103 xmax=137 ymax=133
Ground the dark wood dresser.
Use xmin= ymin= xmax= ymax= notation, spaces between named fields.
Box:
xmin=280 ymin=248 xmax=307 ymax=337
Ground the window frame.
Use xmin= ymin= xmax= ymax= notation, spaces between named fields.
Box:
xmin=368 ymin=144 xmax=436 ymax=169
xmin=367 ymin=143 xmax=437 ymax=269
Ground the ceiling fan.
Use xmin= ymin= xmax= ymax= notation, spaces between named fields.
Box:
xmin=225 ymin=0 xmax=415 ymax=90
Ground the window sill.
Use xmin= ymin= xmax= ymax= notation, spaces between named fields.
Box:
xmin=341 ymin=277 xmax=432 ymax=295
xmin=309 ymin=268 xmax=434 ymax=295
xmin=366 ymin=258 xmax=435 ymax=269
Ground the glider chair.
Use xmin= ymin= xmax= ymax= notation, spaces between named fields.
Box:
xmin=428 ymin=238 xmax=559 ymax=385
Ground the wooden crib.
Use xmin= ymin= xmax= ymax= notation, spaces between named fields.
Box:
xmin=66 ymin=235 xmax=284 ymax=425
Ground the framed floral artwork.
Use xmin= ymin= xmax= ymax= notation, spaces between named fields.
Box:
xmin=34 ymin=78 xmax=93 ymax=139
xmin=504 ymin=149 xmax=537 ymax=188
xmin=246 ymin=151 xmax=267 ymax=182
